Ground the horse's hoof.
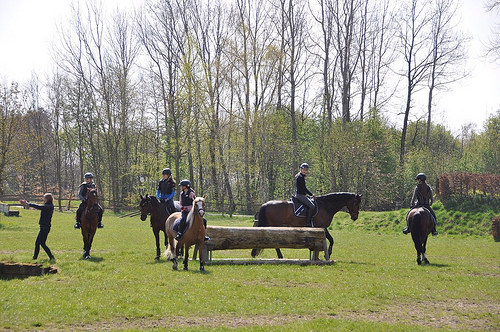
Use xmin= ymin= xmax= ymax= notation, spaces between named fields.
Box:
xmin=423 ymin=258 xmax=430 ymax=264
xmin=183 ymin=266 xmax=188 ymax=271
xmin=200 ymin=266 xmax=205 ymax=272
xmin=85 ymin=255 xmax=91 ymax=260
xmin=417 ymin=258 xmax=422 ymax=265
xmin=154 ymin=256 xmax=160 ymax=261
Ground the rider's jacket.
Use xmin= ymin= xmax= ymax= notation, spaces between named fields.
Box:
xmin=295 ymin=172 xmax=313 ymax=196
xmin=180 ymin=189 xmax=195 ymax=212
xmin=411 ymin=183 xmax=433 ymax=207
xmin=156 ymin=177 xmax=176 ymax=200
xmin=78 ymin=182 xmax=97 ymax=202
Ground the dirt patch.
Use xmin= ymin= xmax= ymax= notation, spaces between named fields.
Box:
xmin=37 ymin=299 xmax=499 ymax=331
xmin=338 ymin=299 xmax=500 ymax=331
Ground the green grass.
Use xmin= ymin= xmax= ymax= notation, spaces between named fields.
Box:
xmin=0 ymin=208 xmax=499 ymax=331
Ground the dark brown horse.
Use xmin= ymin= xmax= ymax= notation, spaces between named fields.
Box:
xmin=407 ymin=207 xmax=434 ymax=265
xmin=165 ymin=197 xmax=207 ymax=271
xmin=139 ymin=195 xmax=179 ymax=260
xmin=81 ymin=188 xmax=100 ymax=259
xmin=252 ymin=192 xmax=362 ymax=259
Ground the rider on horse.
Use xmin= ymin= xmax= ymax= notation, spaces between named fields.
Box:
xmin=156 ymin=168 xmax=176 ymax=216
xmin=403 ymin=173 xmax=438 ymax=236
xmin=175 ymin=180 xmax=209 ymax=241
xmin=74 ymin=172 xmax=104 ymax=229
xmin=295 ymin=163 xmax=316 ymax=226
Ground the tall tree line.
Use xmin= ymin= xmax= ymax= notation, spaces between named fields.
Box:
xmin=1 ymin=0 xmax=492 ymax=213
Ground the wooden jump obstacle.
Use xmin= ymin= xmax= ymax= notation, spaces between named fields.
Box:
xmin=0 ymin=262 xmax=59 ymax=279
xmin=0 ymin=203 xmax=19 ymax=217
xmin=194 ymin=226 xmax=332 ymax=265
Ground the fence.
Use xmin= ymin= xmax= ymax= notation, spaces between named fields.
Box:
xmin=438 ymin=173 xmax=500 ymax=199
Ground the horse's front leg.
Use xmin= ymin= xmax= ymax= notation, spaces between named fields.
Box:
xmin=153 ymin=228 xmax=161 ymax=260
xmin=183 ymin=244 xmax=189 ymax=271
xmin=324 ymin=228 xmax=334 ymax=258
xmin=198 ymin=241 xmax=205 ymax=272
xmin=81 ymin=229 xmax=89 ymax=259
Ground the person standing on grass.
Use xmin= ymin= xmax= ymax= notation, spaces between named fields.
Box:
xmin=20 ymin=193 xmax=55 ymax=261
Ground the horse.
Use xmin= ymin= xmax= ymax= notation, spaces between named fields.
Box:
xmin=81 ymin=188 xmax=100 ymax=259
xmin=139 ymin=194 xmax=180 ymax=260
xmin=251 ymin=192 xmax=362 ymax=259
xmin=165 ymin=197 xmax=207 ymax=271
xmin=407 ymin=207 xmax=434 ymax=265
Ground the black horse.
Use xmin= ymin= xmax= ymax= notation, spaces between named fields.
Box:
xmin=139 ymin=195 xmax=179 ymax=260
xmin=252 ymin=192 xmax=362 ymax=259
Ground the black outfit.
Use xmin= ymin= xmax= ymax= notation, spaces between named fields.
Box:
xmin=157 ymin=177 xmax=176 ymax=214
xmin=76 ymin=182 xmax=103 ymax=227
xmin=295 ymin=172 xmax=315 ymax=226
xmin=29 ymin=201 xmax=54 ymax=260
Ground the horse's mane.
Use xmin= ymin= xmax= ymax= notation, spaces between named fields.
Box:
xmin=186 ymin=197 xmax=204 ymax=228
xmin=316 ymin=192 xmax=356 ymax=202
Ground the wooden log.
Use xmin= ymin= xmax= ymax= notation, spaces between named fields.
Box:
xmin=0 ymin=262 xmax=59 ymax=279
xmin=204 ymin=226 xmax=325 ymax=251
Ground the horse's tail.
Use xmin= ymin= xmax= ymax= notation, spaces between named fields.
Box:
xmin=256 ymin=204 xmax=267 ymax=227
xmin=251 ymin=204 xmax=268 ymax=257
xmin=410 ymin=211 xmax=423 ymax=253
xmin=164 ymin=242 xmax=176 ymax=260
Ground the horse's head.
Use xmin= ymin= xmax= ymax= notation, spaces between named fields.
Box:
xmin=193 ymin=196 xmax=205 ymax=218
xmin=86 ymin=188 xmax=99 ymax=206
xmin=346 ymin=194 xmax=362 ymax=221
xmin=139 ymin=194 xmax=153 ymax=221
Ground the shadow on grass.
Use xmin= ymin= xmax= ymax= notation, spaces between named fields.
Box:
xmin=338 ymin=260 xmax=376 ymax=266
xmin=79 ymin=256 xmax=104 ymax=262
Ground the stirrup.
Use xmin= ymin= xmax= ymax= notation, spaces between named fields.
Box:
xmin=175 ymin=233 xmax=183 ymax=240
xmin=98 ymin=223 xmax=104 ymax=229
xmin=402 ymin=227 xmax=410 ymax=234
xmin=74 ymin=222 xmax=81 ymax=229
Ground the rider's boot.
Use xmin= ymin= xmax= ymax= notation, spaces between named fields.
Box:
xmin=306 ymin=208 xmax=314 ymax=227
xmin=432 ymin=219 xmax=438 ymax=236
xmin=97 ymin=207 xmax=104 ymax=228
xmin=74 ymin=214 xmax=81 ymax=229
xmin=402 ymin=220 xmax=410 ymax=234
xmin=203 ymin=218 xmax=210 ymax=241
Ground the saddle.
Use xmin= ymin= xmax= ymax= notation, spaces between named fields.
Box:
xmin=291 ymin=196 xmax=318 ymax=218
xmin=173 ymin=218 xmax=182 ymax=232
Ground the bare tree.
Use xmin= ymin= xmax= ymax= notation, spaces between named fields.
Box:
xmin=485 ymin=0 xmax=500 ymax=62
xmin=425 ymin=0 xmax=468 ymax=146
xmin=398 ymin=0 xmax=433 ymax=165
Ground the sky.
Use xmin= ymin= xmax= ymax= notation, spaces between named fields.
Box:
xmin=0 ymin=0 xmax=499 ymax=134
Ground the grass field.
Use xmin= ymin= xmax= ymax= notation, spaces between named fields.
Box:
xmin=0 ymin=206 xmax=499 ymax=331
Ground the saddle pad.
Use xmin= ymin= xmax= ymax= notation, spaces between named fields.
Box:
xmin=291 ymin=196 xmax=307 ymax=217
xmin=173 ymin=218 xmax=181 ymax=232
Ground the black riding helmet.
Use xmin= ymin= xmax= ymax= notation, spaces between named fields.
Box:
xmin=84 ymin=172 xmax=94 ymax=179
xmin=179 ymin=179 xmax=191 ymax=187
xmin=415 ymin=173 xmax=427 ymax=181
xmin=162 ymin=168 xmax=172 ymax=175
xmin=300 ymin=163 xmax=309 ymax=169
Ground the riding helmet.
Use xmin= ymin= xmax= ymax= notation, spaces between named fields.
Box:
xmin=162 ymin=168 xmax=172 ymax=175
xmin=84 ymin=172 xmax=94 ymax=178
xmin=179 ymin=179 xmax=191 ymax=187
xmin=300 ymin=163 xmax=309 ymax=169
xmin=415 ymin=173 xmax=427 ymax=181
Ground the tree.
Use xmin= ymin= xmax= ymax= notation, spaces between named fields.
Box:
xmin=425 ymin=0 xmax=467 ymax=146
xmin=398 ymin=0 xmax=433 ymax=165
